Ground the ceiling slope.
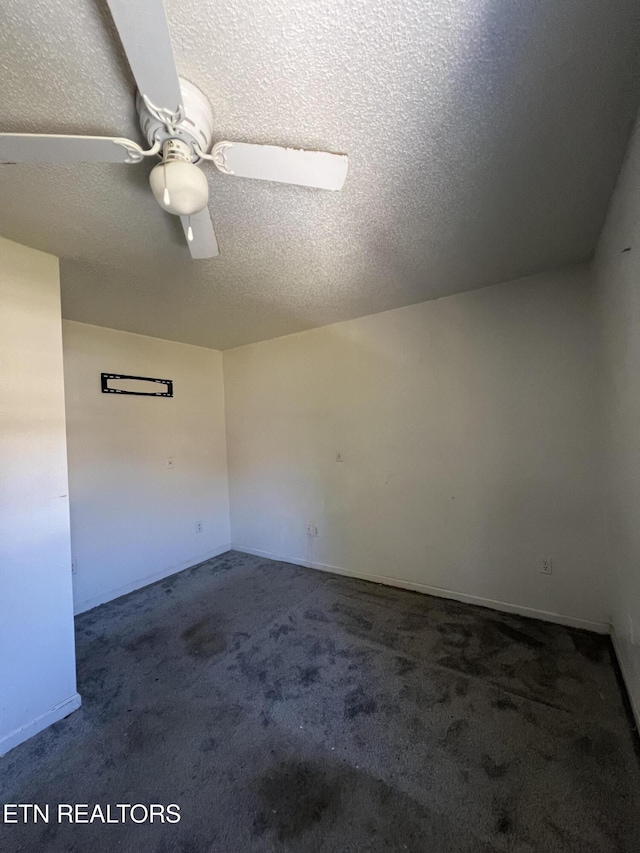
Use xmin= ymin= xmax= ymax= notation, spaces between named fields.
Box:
xmin=1 ymin=0 xmax=639 ymax=349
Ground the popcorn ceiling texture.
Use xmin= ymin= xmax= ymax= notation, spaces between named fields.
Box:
xmin=1 ymin=0 xmax=639 ymax=349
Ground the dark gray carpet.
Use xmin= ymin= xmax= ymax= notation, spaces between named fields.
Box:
xmin=1 ymin=551 xmax=639 ymax=852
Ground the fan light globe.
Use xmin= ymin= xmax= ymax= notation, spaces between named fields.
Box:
xmin=149 ymin=159 xmax=209 ymax=216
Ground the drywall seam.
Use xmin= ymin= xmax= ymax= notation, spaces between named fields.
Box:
xmin=231 ymin=545 xmax=610 ymax=634
xmin=74 ymin=544 xmax=231 ymax=614
xmin=611 ymin=629 xmax=640 ymax=733
xmin=0 ymin=693 xmax=81 ymax=758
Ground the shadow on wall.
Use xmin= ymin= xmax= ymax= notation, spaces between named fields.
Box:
xmin=285 ymin=0 xmax=636 ymax=327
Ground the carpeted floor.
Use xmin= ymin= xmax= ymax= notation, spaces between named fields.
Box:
xmin=1 ymin=551 xmax=639 ymax=852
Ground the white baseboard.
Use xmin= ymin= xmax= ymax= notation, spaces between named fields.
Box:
xmin=610 ymin=629 xmax=640 ymax=732
xmin=232 ymin=544 xmax=610 ymax=634
xmin=0 ymin=692 xmax=82 ymax=757
xmin=74 ymin=544 xmax=232 ymax=614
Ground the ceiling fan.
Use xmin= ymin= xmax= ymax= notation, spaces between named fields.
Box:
xmin=0 ymin=0 xmax=349 ymax=259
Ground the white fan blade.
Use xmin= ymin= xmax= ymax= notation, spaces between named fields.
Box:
xmin=106 ymin=0 xmax=183 ymax=116
xmin=211 ymin=142 xmax=348 ymax=191
xmin=180 ymin=209 xmax=219 ymax=259
xmin=0 ymin=133 xmax=147 ymax=164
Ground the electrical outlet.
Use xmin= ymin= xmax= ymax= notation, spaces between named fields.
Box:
xmin=71 ymin=559 xmax=77 ymax=575
xmin=335 ymin=451 xmax=344 ymax=462
xmin=306 ymin=523 xmax=319 ymax=536
xmin=166 ymin=457 xmax=174 ymax=469
xmin=540 ymin=557 xmax=552 ymax=575
xmin=196 ymin=521 xmax=203 ymax=534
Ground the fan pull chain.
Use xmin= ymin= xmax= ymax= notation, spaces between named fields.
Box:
xmin=163 ymin=163 xmax=170 ymax=207
xmin=187 ymin=217 xmax=194 ymax=242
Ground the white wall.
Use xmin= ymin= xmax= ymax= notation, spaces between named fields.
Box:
xmin=593 ymin=113 xmax=640 ymax=724
xmin=225 ymin=266 xmax=607 ymax=631
xmin=62 ymin=322 xmax=230 ymax=613
xmin=0 ymin=238 xmax=79 ymax=756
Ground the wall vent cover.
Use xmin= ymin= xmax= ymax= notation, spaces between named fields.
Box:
xmin=101 ymin=373 xmax=173 ymax=397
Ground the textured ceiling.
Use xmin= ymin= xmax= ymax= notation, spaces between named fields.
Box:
xmin=1 ymin=0 xmax=639 ymax=349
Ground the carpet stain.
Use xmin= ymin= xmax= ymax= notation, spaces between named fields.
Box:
xmin=344 ymin=686 xmax=378 ymax=719
xmin=493 ymin=800 xmax=514 ymax=835
xmin=304 ymin=607 xmax=330 ymax=623
xmin=486 ymin=620 xmax=545 ymax=650
xmin=309 ymin=638 xmax=337 ymax=659
xmin=252 ymin=759 xmax=457 ymax=852
xmin=124 ymin=628 xmax=162 ymax=653
xmin=39 ymin=823 xmax=58 ymax=844
xmin=395 ymin=655 xmax=417 ymax=676
xmin=4 ymin=551 xmax=639 ymax=853
xmin=298 ymin=665 xmax=320 ymax=686
xmin=435 ymin=622 xmax=472 ymax=648
xmin=332 ymin=603 xmax=375 ymax=633
xmin=270 ymin=624 xmax=295 ymax=640
xmin=253 ymin=761 xmax=340 ymax=841
xmin=444 ymin=718 xmax=468 ymax=747
xmin=481 ymin=754 xmax=509 ymax=779
xmin=512 ymin=655 xmax=562 ymax=692
xmin=265 ymin=680 xmax=284 ymax=701
xmin=438 ymin=653 xmax=485 ymax=678
xmin=436 ymin=685 xmax=452 ymax=706
xmin=124 ymin=718 xmax=146 ymax=753
xmin=571 ymin=630 xmax=609 ymax=663
xmin=181 ymin=617 xmax=227 ymax=658
xmin=573 ymin=729 xmax=623 ymax=771
xmin=455 ymin=678 xmax=470 ymax=697
xmin=396 ymin=613 xmax=429 ymax=633
xmin=491 ymin=696 xmax=519 ymax=711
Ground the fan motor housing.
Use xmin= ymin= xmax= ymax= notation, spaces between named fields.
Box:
xmin=136 ymin=78 xmax=214 ymax=162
